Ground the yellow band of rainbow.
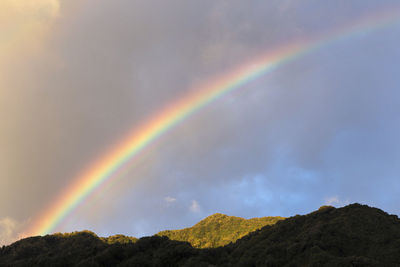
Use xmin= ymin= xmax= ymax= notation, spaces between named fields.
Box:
xmin=25 ymin=7 xmax=400 ymax=237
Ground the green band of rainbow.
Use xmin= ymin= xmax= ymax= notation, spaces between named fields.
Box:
xmin=25 ymin=7 xmax=400 ymax=237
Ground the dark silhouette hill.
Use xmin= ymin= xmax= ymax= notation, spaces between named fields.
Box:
xmin=157 ymin=213 xmax=284 ymax=248
xmin=1 ymin=204 xmax=400 ymax=266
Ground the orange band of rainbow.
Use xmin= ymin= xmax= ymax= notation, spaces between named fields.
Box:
xmin=25 ymin=7 xmax=400 ymax=237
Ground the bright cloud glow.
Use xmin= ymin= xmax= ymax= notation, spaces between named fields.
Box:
xmin=0 ymin=217 xmax=26 ymax=246
xmin=190 ymin=200 xmax=201 ymax=213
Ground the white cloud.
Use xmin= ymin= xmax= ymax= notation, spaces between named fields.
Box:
xmin=0 ymin=217 xmax=25 ymax=246
xmin=324 ymin=196 xmax=350 ymax=207
xmin=189 ymin=200 xmax=201 ymax=213
xmin=164 ymin=196 xmax=177 ymax=204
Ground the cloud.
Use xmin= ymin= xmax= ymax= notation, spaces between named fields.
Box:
xmin=0 ymin=0 xmax=61 ymax=223
xmin=324 ymin=197 xmax=350 ymax=207
xmin=0 ymin=0 xmax=60 ymax=101
xmin=1 ymin=0 xmax=400 ymax=239
xmin=164 ymin=197 xmax=177 ymax=204
xmin=0 ymin=0 xmax=59 ymax=19
xmin=190 ymin=200 xmax=201 ymax=213
xmin=325 ymin=196 xmax=340 ymax=206
xmin=0 ymin=0 xmax=59 ymax=56
xmin=0 ymin=217 xmax=25 ymax=246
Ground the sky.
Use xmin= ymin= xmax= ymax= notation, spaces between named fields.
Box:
xmin=1 ymin=0 xmax=400 ymax=245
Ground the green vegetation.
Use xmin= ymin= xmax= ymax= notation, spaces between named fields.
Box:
xmin=1 ymin=204 xmax=400 ymax=266
xmin=101 ymin=235 xmax=138 ymax=245
xmin=157 ymin=213 xmax=284 ymax=248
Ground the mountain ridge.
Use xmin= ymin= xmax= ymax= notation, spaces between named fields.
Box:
xmin=1 ymin=203 xmax=400 ymax=266
xmin=156 ymin=212 xmax=284 ymax=248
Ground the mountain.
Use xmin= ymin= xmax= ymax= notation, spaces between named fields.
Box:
xmin=157 ymin=213 xmax=284 ymax=248
xmin=1 ymin=204 xmax=400 ymax=266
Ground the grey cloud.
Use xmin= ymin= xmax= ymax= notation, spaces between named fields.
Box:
xmin=1 ymin=0 xmax=399 ymax=238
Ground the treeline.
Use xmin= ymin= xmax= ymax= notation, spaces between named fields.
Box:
xmin=1 ymin=204 xmax=400 ymax=266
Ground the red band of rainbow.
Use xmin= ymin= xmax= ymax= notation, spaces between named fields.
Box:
xmin=25 ymin=7 xmax=400 ymax=237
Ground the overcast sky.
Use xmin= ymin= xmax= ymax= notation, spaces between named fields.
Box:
xmin=1 ymin=0 xmax=400 ymax=245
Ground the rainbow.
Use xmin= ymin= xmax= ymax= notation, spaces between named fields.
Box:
xmin=26 ymin=8 xmax=400 ymax=237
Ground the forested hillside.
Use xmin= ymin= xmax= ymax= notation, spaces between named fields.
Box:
xmin=157 ymin=213 xmax=284 ymax=248
xmin=1 ymin=204 xmax=400 ymax=266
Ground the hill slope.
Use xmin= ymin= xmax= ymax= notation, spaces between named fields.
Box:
xmin=157 ymin=213 xmax=284 ymax=248
xmin=226 ymin=204 xmax=400 ymax=266
xmin=1 ymin=204 xmax=400 ymax=266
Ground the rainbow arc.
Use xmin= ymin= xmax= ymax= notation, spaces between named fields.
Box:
xmin=25 ymin=8 xmax=400 ymax=237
